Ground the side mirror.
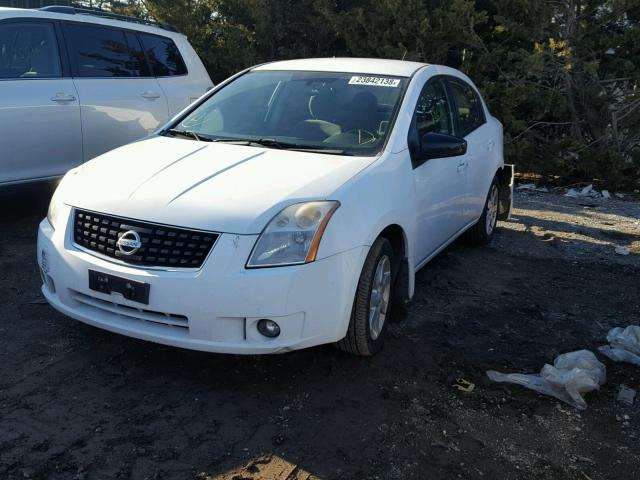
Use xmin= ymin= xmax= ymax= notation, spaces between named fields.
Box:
xmin=417 ymin=132 xmax=467 ymax=162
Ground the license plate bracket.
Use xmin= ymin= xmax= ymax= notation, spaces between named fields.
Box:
xmin=88 ymin=270 xmax=150 ymax=305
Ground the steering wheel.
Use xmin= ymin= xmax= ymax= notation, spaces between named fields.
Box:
xmin=342 ymin=129 xmax=377 ymax=145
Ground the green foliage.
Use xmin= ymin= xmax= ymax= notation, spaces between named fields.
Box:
xmin=111 ymin=0 xmax=640 ymax=188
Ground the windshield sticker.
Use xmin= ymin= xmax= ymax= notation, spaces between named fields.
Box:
xmin=349 ymin=76 xmax=401 ymax=88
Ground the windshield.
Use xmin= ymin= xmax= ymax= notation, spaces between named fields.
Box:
xmin=168 ymin=71 xmax=408 ymax=155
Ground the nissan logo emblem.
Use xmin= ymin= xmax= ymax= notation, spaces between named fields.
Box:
xmin=116 ymin=230 xmax=142 ymax=256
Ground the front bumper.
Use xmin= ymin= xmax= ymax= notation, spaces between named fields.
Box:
xmin=37 ymin=213 xmax=367 ymax=354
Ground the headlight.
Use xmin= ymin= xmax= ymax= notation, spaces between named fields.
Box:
xmin=46 ymin=186 xmax=62 ymax=230
xmin=46 ymin=168 xmax=79 ymax=229
xmin=247 ymin=201 xmax=340 ymax=268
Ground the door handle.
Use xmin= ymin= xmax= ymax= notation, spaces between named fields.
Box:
xmin=140 ymin=91 xmax=161 ymax=100
xmin=457 ymin=161 xmax=468 ymax=173
xmin=487 ymin=140 xmax=495 ymax=151
xmin=50 ymin=93 xmax=76 ymax=102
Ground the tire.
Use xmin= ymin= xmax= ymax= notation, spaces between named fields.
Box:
xmin=336 ymin=237 xmax=394 ymax=356
xmin=466 ymin=177 xmax=499 ymax=245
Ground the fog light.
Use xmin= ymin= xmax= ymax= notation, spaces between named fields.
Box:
xmin=41 ymin=271 xmax=56 ymax=294
xmin=41 ymin=249 xmax=50 ymax=274
xmin=257 ymin=319 xmax=281 ymax=338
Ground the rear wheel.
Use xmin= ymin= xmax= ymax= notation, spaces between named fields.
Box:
xmin=466 ymin=177 xmax=499 ymax=245
xmin=336 ymin=237 xmax=394 ymax=356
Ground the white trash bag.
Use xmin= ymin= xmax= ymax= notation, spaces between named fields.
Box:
xmin=487 ymin=350 xmax=606 ymax=410
xmin=599 ymin=326 xmax=640 ymax=366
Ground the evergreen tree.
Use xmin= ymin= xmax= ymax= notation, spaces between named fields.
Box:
xmin=75 ymin=0 xmax=640 ymax=188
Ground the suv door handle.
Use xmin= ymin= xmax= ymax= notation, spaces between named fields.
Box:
xmin=457 ymin=161 xmax=468 ymax=173
xmin=140 ymin=91 xmax=161 ymax=100
xmin=51 ymin=93 xmax=76 ymax=102
xmin=487 ymin=139 xmax=495 ymax=151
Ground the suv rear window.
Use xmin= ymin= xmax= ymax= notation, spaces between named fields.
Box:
xmin=139 ymin=33 xmax=186 ymax=77
xmin=66 ymin=24 xmax=148 ymax=78
xmin=0 ymin=22 xmax=61 ymax=79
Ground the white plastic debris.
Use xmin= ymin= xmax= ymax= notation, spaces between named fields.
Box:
xmin=617 ymin=385 xmax=636 ymax=406
xmin=581 ymin=184 xmax=593 ymax=196
xmin=599 ymin=326 xmax=640 ymax=366
xmin=487 ymin=350 xmax=606 ymax=410
xmin=565 ymin=184 xmax=608 ymax=198
xmin=516 ymin=183 xmax=549 ymax=193
xmin=615 ymin=246 xmax=630 ymax=256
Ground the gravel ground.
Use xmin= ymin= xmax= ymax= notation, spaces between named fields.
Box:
xmin=0 ymin=185 xmax=639 ymax=480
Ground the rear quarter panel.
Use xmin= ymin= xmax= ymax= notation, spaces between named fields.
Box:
xmin=467 ymin=116 xmax=504 ymax=220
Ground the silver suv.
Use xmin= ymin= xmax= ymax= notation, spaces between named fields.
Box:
xmin=0 ymin=6 xmax=213 ymax=186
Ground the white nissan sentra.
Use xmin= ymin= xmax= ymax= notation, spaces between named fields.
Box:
xmin=38 ymin=58 xmax=513 ymax=356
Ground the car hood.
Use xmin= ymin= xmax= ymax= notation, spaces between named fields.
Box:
xmin=62 ymin=136 xmax=375 ymax=234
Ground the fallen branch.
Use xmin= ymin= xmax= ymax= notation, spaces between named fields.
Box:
xmin=508 ymin=122 xmax=574 ymax=143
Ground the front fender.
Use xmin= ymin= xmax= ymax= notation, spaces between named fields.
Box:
xmin=316 ymin=151 xmax=418 ymax=298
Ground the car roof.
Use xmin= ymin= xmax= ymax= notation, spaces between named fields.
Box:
xmin=0 ymin=7 xmax=184 ymax=38
xmin=252 ymin=58 xmax=429 ymax=77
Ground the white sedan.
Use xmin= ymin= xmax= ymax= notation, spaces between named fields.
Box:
xmin=39 ymin=58 xmax=513 ymax=356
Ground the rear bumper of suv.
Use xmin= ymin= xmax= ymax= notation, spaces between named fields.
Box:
xmin=37 ymin=212 xmax=367 ymax=354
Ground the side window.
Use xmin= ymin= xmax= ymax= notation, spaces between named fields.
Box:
xmin=66 ymin=24 xmax=147 ymax=77
xmin=139 ymin=33 xmax=187 ymax=77
xmin=0 ymin=22 xmax=61 ymax=79
xmin=448 ymin=79 xmax=485 ymax=135
xmin=124 ymin=31 xmax=150 ymax=77
xmin=413 ymin=78 xmax=455 ymax=137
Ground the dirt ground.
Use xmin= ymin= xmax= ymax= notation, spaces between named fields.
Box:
xmin=1 ymin=185 xmax=639 ymax=480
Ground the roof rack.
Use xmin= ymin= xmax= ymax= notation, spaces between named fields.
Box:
xmin=39 ymin=6 xmax=179 ymax=33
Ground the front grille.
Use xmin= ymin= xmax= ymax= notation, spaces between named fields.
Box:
xmin=73 ymin=209 xmax=218 ymax=268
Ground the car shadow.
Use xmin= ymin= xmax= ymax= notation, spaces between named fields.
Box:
xmin=0 ymin=181 xmax=53 ymax=222
xmin=514 ymin=213 xmax=640 ymax=244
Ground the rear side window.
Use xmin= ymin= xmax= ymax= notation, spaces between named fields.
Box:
xmin=66 ymin=24 xmax=148 ymax=77
xmin=0 ymin=22 xmax=61 ymax=79
xmin=447 ymin=79 xmax=485 ymax=136
xmin=139 ymin=33 xmax=186 ymax=77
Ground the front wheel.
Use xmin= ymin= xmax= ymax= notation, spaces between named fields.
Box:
xmin=466 ymin=177 xmax=499 ymax=245
xmin=336 ymin=237 xmax=394 ymax=356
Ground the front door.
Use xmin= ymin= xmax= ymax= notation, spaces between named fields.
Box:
xmin=410 ymin=77 xmax=468 ymax=264
xmin=0 ymin=20 xmax=82 ymax=184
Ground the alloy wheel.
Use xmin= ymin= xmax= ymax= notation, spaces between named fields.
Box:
xmin=368 ymin=254 xmax=391 ymax=340
xmin=485 ymin=184 xmax=499 ymax=235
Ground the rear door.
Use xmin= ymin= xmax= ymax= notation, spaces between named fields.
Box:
xmin=445 ymin=77 xmax=489 ymax=224
xmin=0 ymin=19 xmax=82 ymax=184
xmin=63 ymin=22 xmax=169 ymax=161
xmin=138 ymin=32 xmax=202 ymax=117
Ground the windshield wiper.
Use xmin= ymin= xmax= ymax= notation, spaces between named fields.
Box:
xmin=165 ymin=128 xmax=212 ymax=142
xmin=209 ymin=137 xmax=284 ymax=148
xmin=288 ymin=147 xmax=351 ymax=156
xmin=210 ymin=137 xmax=351 ymax=155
